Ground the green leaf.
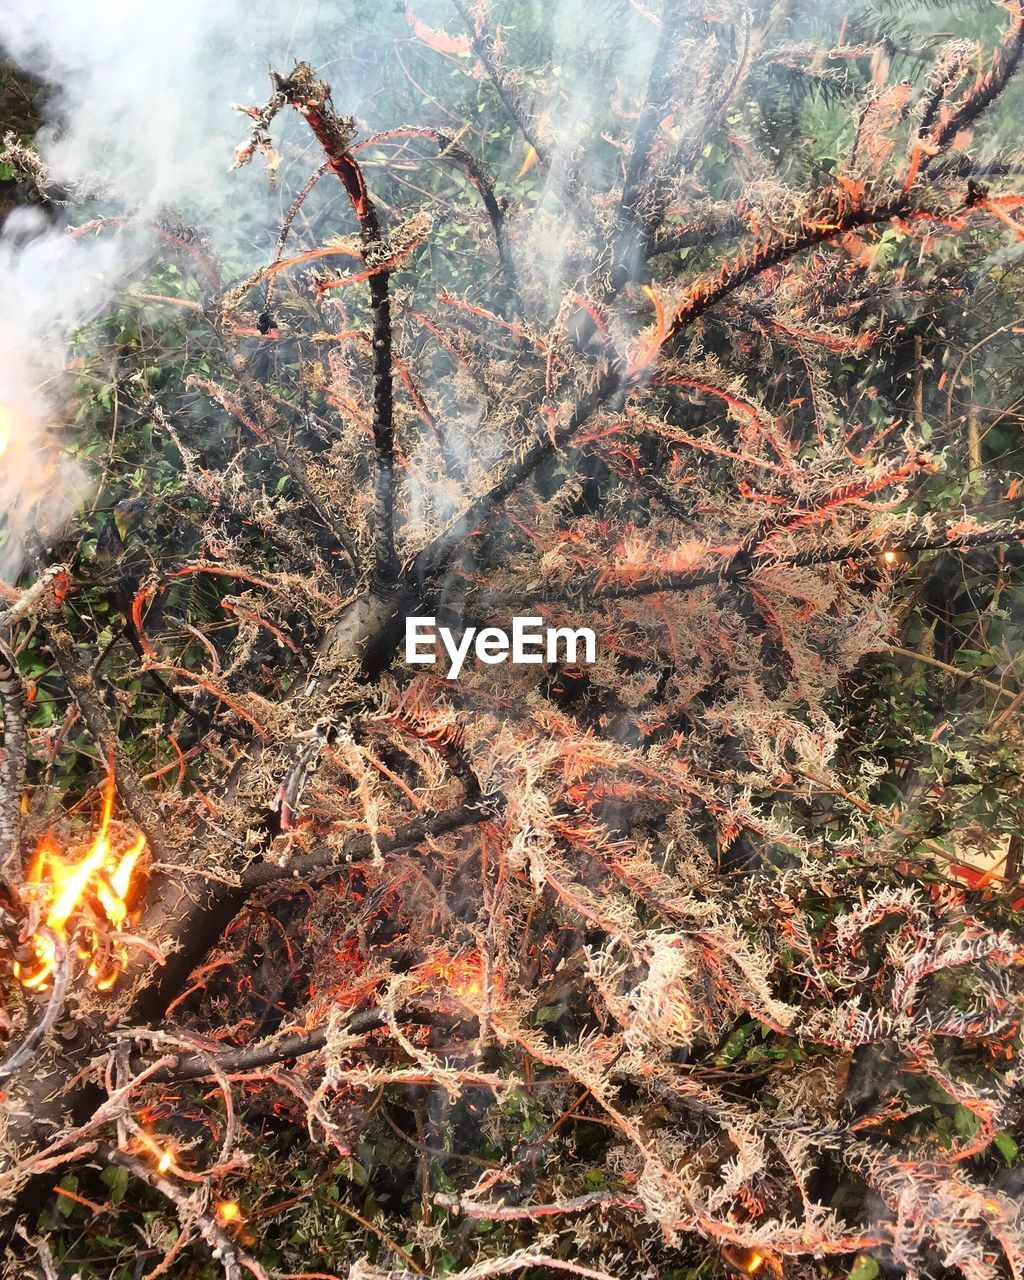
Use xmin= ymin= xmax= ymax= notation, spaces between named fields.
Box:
xmin=847 ymin=1255 xmax=880 ymax=1280
xmin=101 ymin=1163 xmax=131 ymax=1205
xmin=333 ymin=1157 xmax=369 ymax=1187
xmin=954 ymin=1105 xmax=980 ymax=1139
xmin=995 ymin=1131 xmax=1018 ymax=1164
xmin=714 ymin=1024 xmax=753 ymax=1065
xmin=56 ymin=1174 xmax=79 ymax=1216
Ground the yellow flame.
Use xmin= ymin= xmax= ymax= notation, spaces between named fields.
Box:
xmin=415 ymin=948 xmax=492 ymax=1002
xmin=96 ymin=834 xmax=146 ymax=931
xmin=722 ymin=1246 xmax=766 ymax=1275
xmin=135 ymin=1130 xmax=175 ymax=1174
xmin=14 ymin=772 xmax=146 ymax=991
xmin=217 ymin=1201 xmax=242 ymax=1226
xmin=883 ymin=549 xmax=897 ymax=564
xmin=517 ymin=144 xmax=538 ymax=179
xmin=627 ymin=285 xmax=667 ymax=376
xmin=670 ymin=997 xmax=694 ymax=1040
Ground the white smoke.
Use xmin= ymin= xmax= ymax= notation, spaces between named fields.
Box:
xmin=0 ymin=0 xmax=367 ymax=580
xmin=0 ymin=0 xmax=673 ymax=579
xmin=510 ymin=0 xmax=654 ymax=318
xmin=0 ymin=208 xmax=113 ymax=579
xmin=0 ymin=1 xmax=359 ymax=227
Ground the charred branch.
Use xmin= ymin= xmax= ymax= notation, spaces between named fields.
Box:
xmin=375 ymin=126 xmax=520 ymax=315
xmin=615 ymin=0 xmax=688 ymax=283
xmin=932 ymin=4 xmax=1024 ymax=154
xmin=142 ymin=1007 xmax=386 ymax=1083
xmin=275 ymin=62 xmax=398 ymax=583
xmin=492 ymin=518 xmax=1024 ymax=608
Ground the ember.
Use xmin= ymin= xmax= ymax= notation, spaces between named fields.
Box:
xmin=135 ymin=1129 xmax=175 ymax=1175
xmin=416 ymin=948 xmax=489 ymax=1002
xmin=14 ymin=772 xmax=146 ymax=992
xmin=722 ymin=1245 xmax=766 ymax=1275
xmin=216 ymin=1201 xmax=242 ymax=1227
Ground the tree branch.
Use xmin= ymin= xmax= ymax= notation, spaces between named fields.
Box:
xmin=239 ymin=794 xmax=498 ymax=891
xmin=451 ymin=0 xmax=548 ymax=163
xmin=615 ymin=0 xmax=687 ymax=282
xmin=412 ymin=189 xmax=961 ymax=585
xmin=411 ymin=370 xmax=622 ymax=581
xmin=645 ymin=209 xmax=746 ymax=259
xmin=143 ymin=1008 xmax=385 ymax=1084
xmin=0 ymin=930 xmax=68 ymax=1085
xmin=369 ymin=126 xmax=520 ymax=315
xmin=931 ymin=4 xmax=1024 ymax=155
xmin=276 ymin=63 xmax=398 ymax=583
xmin=488 ymin=517 xmax=1024 ymax=607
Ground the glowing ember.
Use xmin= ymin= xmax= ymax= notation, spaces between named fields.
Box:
xmin=14 ymin=772 xmax=147 ymax=991
xmin=722 ymin=1245 xmax=766 ymax=1275
xmin=669 ymin=997 xmax=694 ymax=1040
xmin=216 ymin=1201 xmax=242 ymax=1226
xmin=882 ymin=549 xmax=897 ymax=564
xmin=135 ymin=1129 xmax=175 ymax=1174
xmin=415 ymin=948 xmax=489 ymax=1001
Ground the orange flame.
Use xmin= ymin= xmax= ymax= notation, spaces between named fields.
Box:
xmin=670 ymin=997 xmax=694 ymax=1041
xmin=14 ymin=772 xmax=146 ymax=991
xmin=517 ymin=144 xmax=539 ymax=179
xmin=415 ymin=948 xmax=489 ymax=1001
xmin=626 ymin=285 xmax=667 ymax=377
xmin=135 ymin=1129 xmax=175 ymax=1175
xmin=722 ymin=1246 xmax=766 ymax=1275
xmin=721 ymin=1244 xmax=768 ymax=1274
xmin=216 ymin=1201 xmax=243 ymax=1227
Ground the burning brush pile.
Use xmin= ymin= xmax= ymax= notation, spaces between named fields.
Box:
xmin=3 ymin=2 xmax=1024 ymax=1279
